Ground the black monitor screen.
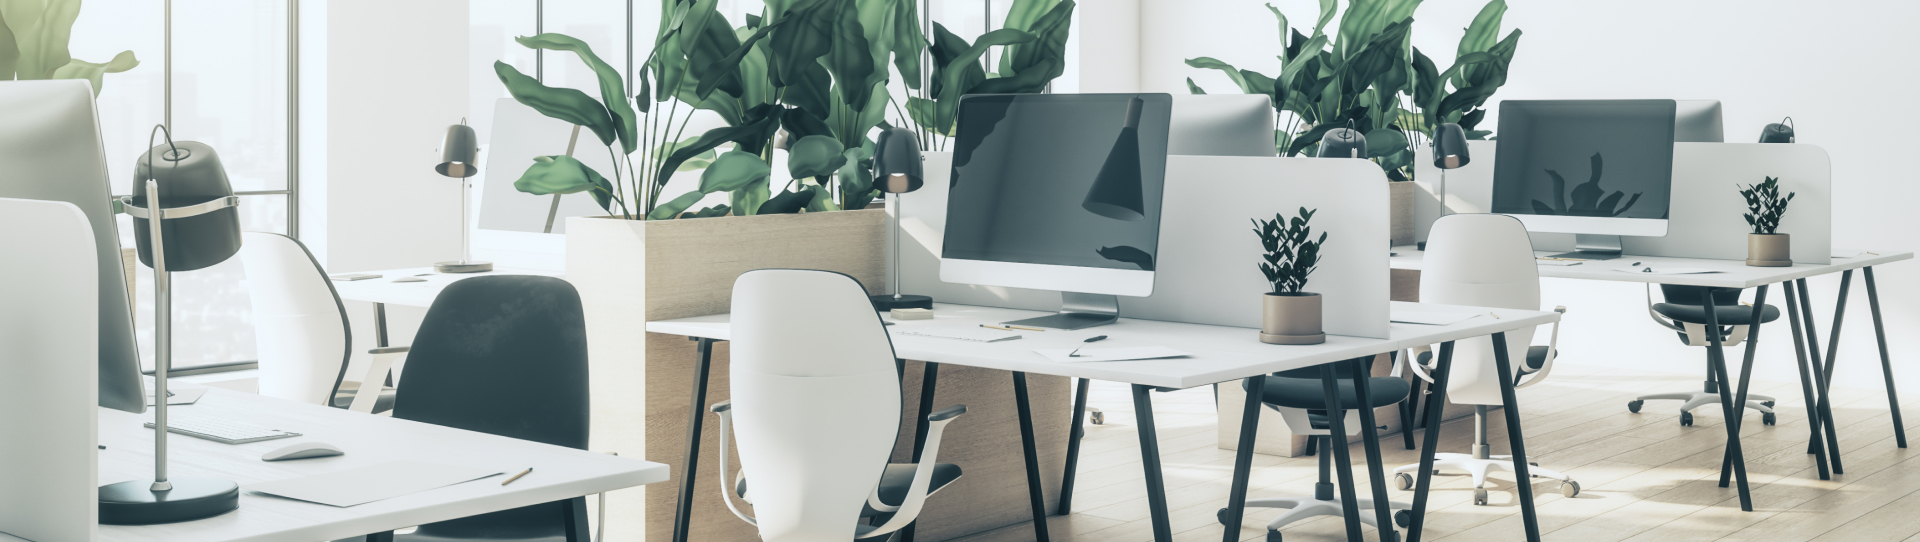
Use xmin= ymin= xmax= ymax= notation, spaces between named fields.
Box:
xmin=942 ymin=93 xmax=1172 ymax=272
xmin=1492 ymin=100 xmax=1676 ymax=220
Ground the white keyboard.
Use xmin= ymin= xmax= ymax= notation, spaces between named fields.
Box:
xmin=896 ymin=325 xmax=1023 ymax=343
xmin=145 ymin=417 xmax=301 ymax=445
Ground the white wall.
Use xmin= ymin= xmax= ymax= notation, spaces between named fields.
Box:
xmin=1138 ymin=0 xmax=1920 ymax=393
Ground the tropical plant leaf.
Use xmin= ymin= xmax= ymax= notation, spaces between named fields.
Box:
xmin=890 ymin=0 xmax=924 ymax=89
xmin=1364 ymin=128 xmax=1408 ymax=158
xmin=1454 ymin=0 xmax=1508 ymax=88
xmin=648 ymin=190 xmax=709 ymax=220
xmin=827 ymin=0 xmax=876 ymax=107
xmin=695 ymin=18 xmax=784 ymax=101
xmin=934 ymin=28 xmax=1035 ymax=105
xmin=804 ymin=184 xmax=842 ymax=212
xmin=699 ymin=150 xmax=773 ymax=193
xmin=512 ymin=155 xmax=616 ymax=214
xmin=837 ymin=146 xmax=876 ymax=210
xmin=1186 ymin=78 xmax=1207 ymax=95
xmin=759 ymin=188 xmax=812 ymax=214
xmin=788 ymin=135 xmax=848 ymax=178
xmin=1002 ymin=0 xmax=1074 ymax=83
xmin=515 ymin=34 xmax=639 ymax=153
xmin=1185 ymin=57 xmax=1253 ymax=94
xmin=495 ymin=61 xmax=617 ymax=147
xmin=769 ymin=0 xmax=833 ymax=87
xmin=657 ymin=114 xmax=783 ymax=185
xmin=731 ymin=178 xmax=771 ymax=215
xmin=48 ymin=50 xmax=137 ymax=96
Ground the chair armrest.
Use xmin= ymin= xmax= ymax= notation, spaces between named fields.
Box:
xmin=368 ymin=346 xmax=410 ymax=355
xmin=863 ymin=405 xmax=967 ymax=537
xmin=1516 ymin=306 xmax=1566 ymax=389
xmin=349 ymin=346 xmax=408 ymax=413
xmin=1406 ymin=345 xmax=1438 ymax=384
xmin=710 ymin=400 xmax=731 ymax=413
xmin=710 ymin=405 xmax=756 ymax=526
xmin=927 ymin=404 xmax=965 ymax=421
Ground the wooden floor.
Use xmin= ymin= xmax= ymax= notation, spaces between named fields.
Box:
xmin=949 ymin=364 xmax=1920 ymax=542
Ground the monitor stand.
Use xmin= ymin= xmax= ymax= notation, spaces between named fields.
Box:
xmin=1003 ymin=292 xmax=1119 ymax=330
xmin=1546 ymin=234 xmax=1625 ymax=260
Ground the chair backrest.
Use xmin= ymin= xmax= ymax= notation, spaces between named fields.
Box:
xmin=0 ymin=197 xmax=99 ymax=542
xmin=1421 ymin=214 xmax=1540 ymax=405
xmin=394 ymin=275 xmax=590 ymax=539
xmin=730 ymin=269 xmax=901 ymax=541
xmin=238 ymin=232 xmax=351 ymax=406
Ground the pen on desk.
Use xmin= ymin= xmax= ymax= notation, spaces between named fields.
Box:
xmin=1490 ymin=312 xmax=1501 ymax=319
xmin=503 ymin=468 xmax=533 ymax=486
xmin=981 ymin=324 xmax=1015 ymax=331
xmin=1069 ymin=335 xmax=1109 ymax=357
xmin=1003 ymin=324 xmax=1045 ymax=331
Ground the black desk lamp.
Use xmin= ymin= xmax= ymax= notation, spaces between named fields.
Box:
xmin=1759 ymin=117 xmax=1795 ymax=143
xmin=435 ymin=120 xmax=491 ymax=273
xmin=101 ymin=125 xmax=243 ymax=525
xmin=870 ymin=126 xmax=934 ymax=311
xmin=1432 ymin=122 xmax=1472 ymax=216
xmin=1317 ymin=121 xmax=1368 ymax=159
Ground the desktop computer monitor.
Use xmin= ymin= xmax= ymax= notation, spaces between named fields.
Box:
xmin=0 ymin=80 xmax=147 ymax=413
xmin=1490 ymin=99 xmax=1677 ymax=259
xmin=1168 ymin=95 xmax=1277 ymax=157
xmin=941 ymin=93 xmax=1173 ymax=329
xmin=1675 ymin=100 xmax=1725 ymax=142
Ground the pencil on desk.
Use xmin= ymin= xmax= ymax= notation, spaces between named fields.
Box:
xmin=1003 ymin=324 xmax=1045 ymax=331
xmin=981 ymin=324 xmax=1015 ymax=331
xmin=503 ymin=468 xmax=532 ymax=486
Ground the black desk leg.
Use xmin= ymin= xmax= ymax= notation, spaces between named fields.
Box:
xmin=1722 ymin=286 xmax=1770 ymax=488
xmin=1350 ymin=357 xmax=1400 ymax=542
xmin=1406 ymin=341 xmax=1455 ymax=542
xmin=1395 ymin=352 xmax=1419 ymax=450
xmin=563 ymin=496 xmax=592 ymax=542
xmin=1221 ymin=375 xmax=1266 ymax=542
xmin=1865 ymin=267 xmax=1908 ymax=448
xmin=671 ymin=337 xmax=717 ymax=542
xmin=1783 ymin=281 xmax=1833 ymax=480
xmin=1318 ymin=364 xmax=1366 ymax=542
xmin=902 ymin=361 xmax=941 ymax=542
xmin=1814 ymin=271 xmax=1853 ymax=470
xmin=1489 ymin=333 xmax=1543 ymax=540
xmin=367 ymin=531 xmax=394 ymax=542
xmin=1699 ymin=291 xmax=1754 ymax=511
xmin=1012 ymin=372 xmax=1052 ymax=542
xmin=1059 ymin=378 xmax=1092 ymax=515
xmin=1797 ymin=278 xmax=1843 ymax=472
xmin=1131 ymin=384 xmax=1175 ymax=542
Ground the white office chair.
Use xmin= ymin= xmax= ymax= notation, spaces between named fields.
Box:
xmin=1627 ymin=284 xmax=1779 ymax=426
xmin=239 ymin=232 xmax=393 ymax=412
xmin=711 ymin=269 xmax=966 ymax=542
xmin=1393 ymin=214 xmax=1579 ymax=505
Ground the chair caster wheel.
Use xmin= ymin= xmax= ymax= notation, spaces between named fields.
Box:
xmin=1089 ymin=409 xmax=1104 ymax=425
xmin=1396 ymin=472 xmax=1415 ymax=491
xmin=1473 ymin=488 xmax=1489 ymax=506
xmin=1217 ymin=508 xmax=1228 ymax=526
xmin=1628 ymin=400 xmax=1644 ymax=413
xmin=1561 ymin=480 xmax=1581 ymax=497
xmin=1680 ymin=411 xmax=1694 ymax=426
xmin=1266 ymin=530 xmax=1284 ymax=542
xmin=1763 ymin=400 xmax=1776 ymax=408
xmin=1396 ymin=509 xmax=1412 ymax=528
xmin=1764 ymin=412 xmax=1777 ymax=426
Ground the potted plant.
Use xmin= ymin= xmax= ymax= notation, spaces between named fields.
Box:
xmin=1255 ymin=207 xmax=1328 ymax=345
xmin=1741 ymin=176 xmax=1795 ymax=267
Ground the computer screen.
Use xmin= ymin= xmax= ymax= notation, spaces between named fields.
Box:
xmin=1674 ymin=100 xmax=1725 ymax=143
xmin=1168 ymin=95 xmax=1276 ymax=157
xmin=942 ymin=94 xmax=1172 ymax=282
xmin=1491 ymin=99 xmax=1676 ymax=234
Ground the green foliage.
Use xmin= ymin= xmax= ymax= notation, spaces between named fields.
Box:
xmin=1740 ymin=176 xmax=1795 ymax=234
xmin=1253 ymin=208 xmax=1327 ymax=295
xmin=1528 ymin=153 xmax=1642 ymax=218
xmin=513 ymin=155 xmax=622 ymax=215
xmin=0 ymin=0 xmax=140 ymax=95
xmin=909 ymin=0 xmax=1075 ymax=145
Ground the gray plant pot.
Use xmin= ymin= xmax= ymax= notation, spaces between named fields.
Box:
xmin=1260 ymin=292 xmax=1326 ymax=345
xmin=1747 ymin=233 xmax=1792 ymax=267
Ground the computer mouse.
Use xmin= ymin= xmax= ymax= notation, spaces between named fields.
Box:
xmin=262 ymin=441 xmax=344 ymax=461
xmin=393 ymin=277 xmax=427 ymax=283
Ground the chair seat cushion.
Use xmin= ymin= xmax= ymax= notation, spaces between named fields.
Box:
xmin=1243 ymin=375 xmax=1410 ymax=410
xmin=1526 ymin=346 xmax=1552 ymax=372
xmin=1652 ymin=303 xmax=1780 ymax=326
xmin=735 ymin=463 xmax=963 ymax=517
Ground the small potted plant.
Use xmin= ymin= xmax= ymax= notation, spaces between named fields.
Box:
xmin=1740 ymin=176 xmax=1795 ymax=267
xmin=1254 ymin=207 xmax=1328 ymax=345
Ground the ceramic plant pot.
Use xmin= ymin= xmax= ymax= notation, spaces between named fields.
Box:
xmin=1260 ymin=292 xmax=1326 ymax=345
xmin=1747 ymin=233 xmax=1791 ymax=267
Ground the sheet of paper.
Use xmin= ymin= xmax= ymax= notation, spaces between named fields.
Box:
xmin=145 ymin=387 xmax=206 ymax=406
xmin=248 ymin=461 xmax=501 ymax=507
xmin=1611 ymin=267 xmax=1722 ymax=275
xmin=1036 ymin=346 xmax=1191 ymax=363
xmin=1536 ymin=260 xmax=1583 ymax=267
xmin=1391 ymin=311 xmax=1482 ymax=326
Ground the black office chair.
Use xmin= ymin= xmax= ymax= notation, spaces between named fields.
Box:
xmin=361 ymin=275 xmax=594 ymax=542
xmin=1629 ymin=284 xmax=1781 ymax=426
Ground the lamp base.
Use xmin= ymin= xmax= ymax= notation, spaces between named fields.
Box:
xmin=435 ymin=260 xmax=494 ymax=273
xmin=99 ymin=478 xmax=240 ymax=525
xmin=870 ymin=294 xmax=933 ymax=312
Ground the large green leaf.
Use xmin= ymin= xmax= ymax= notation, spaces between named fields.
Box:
xmin=787 ymin=135 xmax=847 ymax=178
xmin=769 ymin=0 xmax=833 ymax=87
xmin=512 ymin=155 xmax=616 ymax=213
xmin=4 ymin=0 xmax=80 ymax=80
xmin=0 ymin=6 xmax=18 ymax=80
xmin=837 ymin=146 xmax=875 ymax=210
xmin=1453 ymin=0 xmax=1507 ymax=88
xmin=804 ymin=184 xmax=842 ymax=212
xmin=1335 ymin=0 xmax=1420 ymax=61
xmin=695 ymin=20 xmax=783 ymax=101
xmin=515 ymin=34 xmax=639 ymax=154
xmin=657 ymin=113 xmax=783 ymax=185
xmin=998 ymin=0 xmax=1069 ymax=77
xmin=935 ymin=28 xmax=1035 ymax=105
xmin=49 ymin=50 xmax=137 ymax=96
xmin=827 ymin=0 xmax=876 ymax=107
xmin=495 ymin=61 xmax=617 ymax=147
xmin=854 ymin=0 xmax=901 ymax=91
xmin=758 ymin=188 xmax=813 ymax=214
xmin=1364 ymin=128 xmax=1408 ymax=158
xmin=1185 ymin=78 xmax=1207 ymax=95
xmin=731 ymin=178 xmax=771 ymax=215
xmin=1311 ymin=0 xmax=1337 ymax=38
xmin=783 ymin=62 xmax=835 ymax=118
xmin=1185 ymin=57 xmax=1252 ymax=94
xmin=681 ymin=1 xmax=748 ymax=102
xmin=889 ymin=0 xmax=923 ymax=89
xmin=648 ymin=190 xmax=708 ymax=220
xmin=699 ymin=150 xmax=773 ymax=193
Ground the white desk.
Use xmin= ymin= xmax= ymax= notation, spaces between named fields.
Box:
xmin=98 ymin=388 xmax=667 ymax=542
xmin=331 ymin=267 xmax=564 ymax=349
xmin=1392 ymin=246 xmax=1912 ymax=511
xmin=648 ymin=301 xmax=1560 ymax=542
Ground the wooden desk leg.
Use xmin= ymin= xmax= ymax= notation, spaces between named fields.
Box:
xmin=1220 ymin=375 xmax=1266 ymax=542
xmin=1058 ymin=377 xmax=1091 ymax=515
xmin=1782 ymin=281 xmax=1832 ymax=480
xmin=901 ymin=361 xmax=941 ymax=542
xmin=1131 ymin=384 xmax=1175 ymax=542
xmin=1317 ymin=363 xmax=1365 ymax=542
xmin=1722 ymin=286 xmax=1771 ymax=487
xmin=1407 ymin=342 xmax=1456 ymax=542
xmin=1699 ymin=292 xmax=1754 ymax=511
xmin=1012 ymin=372 xmax=1052 ymax=542
xmin=1796 ymin=278 xmax=1843 ymax=472
xmin=1864 ymin=267 xmax=1908 ymax=448
xmin=1489 ymin=332 xmax=1543 ymax=540
xmin=670 ymin=337 xmax=717 ymax=542
xmin=1350 ymin=357 xmax=1400 ymax=542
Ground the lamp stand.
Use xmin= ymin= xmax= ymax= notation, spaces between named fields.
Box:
xmin=437 ymin=174 xmax=492 ymax=273
xmin=870 ymin=191 xmax=932 ymax=311
xmin=100 ymin=181 xmax=241 ymax=525
xmin=1439 ymin=169 xmax=1450 ymax=217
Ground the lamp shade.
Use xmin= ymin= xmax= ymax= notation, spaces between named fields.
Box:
xmin=436 ymin=122 xmax=480 ymax=178
xmin=1432 ymin=123 xmax=1471 ymax=169
xmin=1758 ymin=118 xmax=1795 ymax=143
xmin=1082 ymin=97 xmax=1148 ymax=221
xmin=130 ymin=141 xmax=240 ymax=272
xmin=872 ymin=126 xmax=923 ymax=194
xmin=1317 ymin=127 xmax=1368 ymax=159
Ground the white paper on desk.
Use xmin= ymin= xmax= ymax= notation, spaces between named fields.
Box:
xmin=248 ymin=461 xmax=502 ymax=507
xmin=145 ymin=387 xmax=206 ymax=406
xmin=1036 ymin=346 xmax=1191 ymax=363
xmin=1391 ymin=312 xmax=1481 ymax=326
xmin=1611 ymin=267 xmax=1721 ymax=276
